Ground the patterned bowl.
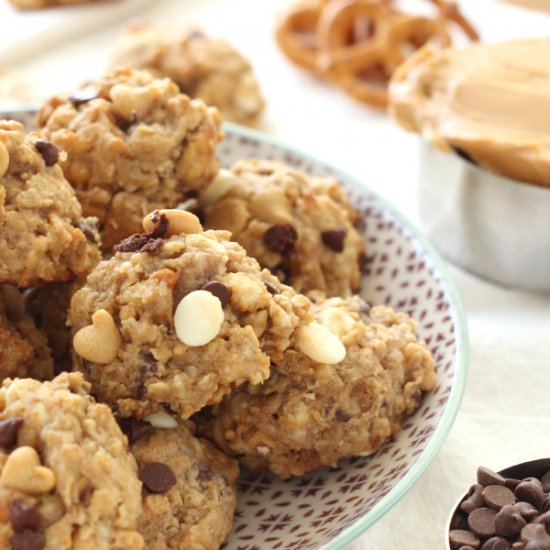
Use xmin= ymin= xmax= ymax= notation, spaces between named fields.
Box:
xmin=0 ymin=109 xmax=468 ymax=550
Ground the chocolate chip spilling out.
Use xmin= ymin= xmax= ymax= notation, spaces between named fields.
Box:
xmin=115 ymin=234 xmax=150 ymax=253
xmin=483 ymin=485 xmax=517 ymax=511
xmin=10 ymin=500 xmax=41 ymax=532
xmin=515 ymin=481 xmax=545 ymax=509
xmin=495 ymin=504 xmax=526 ymax=537
xmin=449 ymin=529 xmax=481 ymax=549
xmin=34 ymin=140 xmax=59 ymax=167
xmin=68 ymin=88 xmax=98 ymax=107
xmin=461 ymin=484 xmax=485 ymax=514
xmin=197 ymin=465 xmax=214 ymax=482
xmin=263 ymin=224 xmax=297 ymax=255
xmin=114 ymin=213 xmax=169 ymax=254
xmin=469 ymin=507 xmax=497 ymax=538
xmin=264 ymin=282 xmax=279 ymax=295
xmin=118 ymin=418 xmax=152 ymax=445
xmin=481 ymin=537 xmax=511 ymax=550
xmin=201 ymin=281 xmax=231 ymax=308
xmin=524 ymin=524 xmax=550 ymax=549
xmin=478 ymin=467 xmax=506 ymax=487
xmin=0 ymin=417 xmax=24 ymax=449
xmin=139 ymin=462 xmax=176 ymax=494
xmin=10 ymin=529 xmax=45 ymax=550
xmin=321 ymin=229 xmax=347 ymax=252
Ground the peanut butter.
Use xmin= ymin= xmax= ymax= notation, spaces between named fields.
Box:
xmin=389 ymin=39 xmax=550 ymax=186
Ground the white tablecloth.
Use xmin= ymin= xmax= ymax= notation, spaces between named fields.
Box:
xmin=2 ymin=0 xmax=550 ymax=547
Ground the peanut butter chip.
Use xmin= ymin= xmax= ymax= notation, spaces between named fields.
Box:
xmin=0 ymin=141 xmax=9 ymax=177
xmin=296 ymin=321 xmax=347 ymax=364
xmin=174 ymin=290 xmax=224 ymax=347
xmin=143 ymin=209 xmax=203 ymax=237
xmin=0 ymin=446 xmax=56 ymax=494
xmin=73 ymin=309 xmax=122 ymax=364
xmin=139 ymin=462 xmax=176 ymax=494
xmin=0 ymin=417 xmax=23 ymax=449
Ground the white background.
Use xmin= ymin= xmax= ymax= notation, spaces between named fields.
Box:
xmin=2 ymin=0 xmax=550 ymax=548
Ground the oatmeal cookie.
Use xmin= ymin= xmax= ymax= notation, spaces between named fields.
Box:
xmin=37 ymin=67 xmax=222 ymax=250
xmin=124 ymin=417 xmax=238 ymax=550
xmin=0 ymin=284 xmax=53 ymax=382
xmin=111 ymin=23 xmax=264 ymax=126
xmin=68 ymin=210 xmax=312 ymax=420
xmin=201 ymin=159 xmax=365 ymax=297
xmin=0 ymin=120 xmax=100 ymax=286
xmin=206 ymin=295 xmax=437 ymax=479
xmin=0 ymin=372 xmax=144 ymax=549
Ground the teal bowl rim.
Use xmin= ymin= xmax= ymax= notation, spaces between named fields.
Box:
xmin=223 ymin=121 xmax=470 ymax=550
xmin=0 ymin=108 xmax=469 ymax=549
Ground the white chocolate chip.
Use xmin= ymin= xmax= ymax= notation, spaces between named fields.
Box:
xmin=296 ymin=321 xmax=346 ymax=365
xmin=318 ymin=307 xmax=356 ymax=338
xmin=109 ymin=83 xmax=157 ymax=120
xmin=200 ymin=169 xmax=237 ymax=207
xmin=234 ymin=72 xmax=263 ymax=114
xmin=249 ymin=190 xmax=293 ymax=224
xmin=174 ymin=290 xmax=224 ymax=346
xmin=143 ymin=209 xmax=203 ymax=236
xmin=73 ymin=309 xmax=122 ymax=364
xmin=143 ymin=412 xmax=178 ymax=429
xmin=0 ymin=142 xmax=9 ymax=178
xmin=0 ymin=446 xmax=56 ymax=494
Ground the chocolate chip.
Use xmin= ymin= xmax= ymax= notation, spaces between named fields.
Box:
xmin=147 ymin=211 xmax=169 ymax=240
xmin=469 ymin=507 xmax=498 ymax=538
xmin=479 ymin=467 xmax=506 ymax=487
xmin=516 ymin=502 xmax=539 ymax=521
xmin=34 ymin=141 xmax=58 ymax=167
xmin=515 ymin=481 xmax=545 ymax=509
xmin=523 ymin=523 xmax=540 ymax=541
xmin=201 ymin=281 xmax=230 ymax=308
xmin=460 ymin=546 xmax=477 ymax=550
xmin=525 ymin=524 xmax=550 ymax=549
xmin=265 ymin=282 xmax=279 ymax=295
xmin=118 ymin=418 xmax=152 ymax=445
xmin=10 ymin=500 xmax=41 ymax=531
xmin=334 ymin=409 xmax=352 ymax=422
xmin=0 ymin=417 xmax=23 ymax=448
xmin=263 ymin=224 xmax=297 ymax=255
xmin=506 ymin=479 xmax=523 ymax=491
xmin=68 ymin=88 xmax=98 ymax=107
xmin=451 ymin=512 xmax=471 ymax=531
xmin=540 ymin=472 xmax=550 ymax=493
xmin=461 ymin=484 xmax=485 ymax=514
xmin=483 ymin=485 xmax=517 ymax=510
xmin=10 ymin=530 xmax=45 ymax=550
xmin=513 ymin=543 xmax=526 ymax=550
xmin=78 ymin=219 xmax=98 ymax=244
xmin=139 ymin=462 xmax=176 ymax=494
xmin=482 ymin=537 xmax=511 ymax=550
xmin=541 ymin=496 xmax=550 ymax=514
xmin=114 ymin=110 xmax=139 ymax=132
xmin=535 ymin=511 xmax=550 ymax=530
xmin=495 ymin=504 xmax=527 ymax=537
xmin=321 ymin=229 xmax=347 ymax=252
xmin=115 ymin=234 xmax=149 ymax=253
xmin=449 ymin=529 xmax=481 ymax=549
xmin=140 ymin=238 xmax=164 ymax=254
xmin=138 ymin=350 xmax=158 ymax=376
xmin=197 ymin=465 xmax=214 ymax=482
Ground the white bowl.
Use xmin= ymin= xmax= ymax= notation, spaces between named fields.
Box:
xmin=0 ymin=108 xmax=468 ymax=549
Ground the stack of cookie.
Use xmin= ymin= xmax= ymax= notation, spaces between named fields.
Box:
xmin=0 ymin=67 xmax=436 ymax=549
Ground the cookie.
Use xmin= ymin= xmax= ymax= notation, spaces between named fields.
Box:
xmin=111 ymin=24 xmax=264 ymax=126
xmin=205 ymin=295 xmax=437 ymax=479
xmin=68 ymin=210 xmax=312 ymax=420
xmin=126 ymin=418 xmax=238 ymax=550
xmin=0 ymin=284 xmax=53 ymax=383
xmin=8 ymin=0 xmax=95 ymax=8
xmin=0 ymin=120 xmax=101 ymax=287
xmin=201 ymin=159 xmax=365 ymax=297
xmin=36 ymin=67 xmax=223 ymax=250
xmin=0 ymin=372 xmax=144 ymax=549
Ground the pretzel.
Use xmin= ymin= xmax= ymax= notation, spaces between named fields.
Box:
xmin=276 ymin=0 xmax=479 ymax=108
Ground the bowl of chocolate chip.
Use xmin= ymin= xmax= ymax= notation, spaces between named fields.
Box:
xmin=447 ymin=460 xmax=550 ymax=550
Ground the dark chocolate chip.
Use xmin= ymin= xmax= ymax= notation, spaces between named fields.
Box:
xmin=201 ymin=281 xmax=230 ymax=308
xmin=68 ymin=88 xmax=98 ymax=107
xmin=451 ymin=512 xmax=471 ymax=531
xmin=139 ymin=462 xmax=176 ymax=494
xmin=515 ymin=481 xmax=545 ymax=509
xmin=118 ymin=418 xmax=152 ymax=445
xmin=461 ymin=484 xmax=484 ymax=514
xmin=334 ymin=409 xmax=352 ymax=422
xmin=449 ymin=529 xmax=481 ymax=549
xmin=0 ymin=417 xmax=23 ymax=449
xmin=263 ymin=224 xmax=298 ymax=255
xmin=10 ymin=529 xmax=45 ymax=550
xmin=140 ymin=238 xmax=164 ymax=254
xmin=515 ymin=502 xmax=539 ymax=521
xmin=483 ymin=485 xmax=517 ymax=510
xmin=495 ymin=504 xmax=527 ymax=537
xmin=478 ymin=467 xmax=506 ymax=487
xmin=505 ymin=479 xmax=522 ymax=491
xmin=469 ymin=507 xmax=497 ymax=538
xmin=147 ymin=211 xmax=169 ymax=239
xmin=10 ymin=500 xmax=41 ymax=531
xmin=138 ymin=351 xmax=158 ymax=376
xmin=321 ymin=229 xmax=347 ymax=252
xmin=197 ymin=465 xmax=214 ymax=482
xmin=115 ymin=234 xmax=149 ymax=253
xmin=265 ymin=282 xmax=279 ymax=295
xmin=525 ymin=523 xmax=550 ymax=549
xmin=34 ymin=140 xmax=58 ymax=167
xmin=481 ymin=537 xmax=511 ymax=550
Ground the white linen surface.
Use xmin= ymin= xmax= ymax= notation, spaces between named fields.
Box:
xmin=2 ymin=0 xmax=550 ymax=547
